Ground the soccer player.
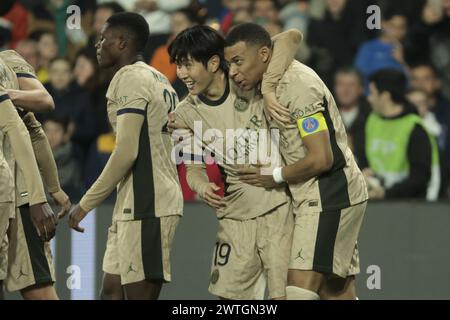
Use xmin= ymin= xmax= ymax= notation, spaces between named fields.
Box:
xmin=168 ymin=25 xmax=301 ymax=299
xmin=0 ymin=58 xmax=58 ymax=300
xmin=0 ymin=49 xmax=71 ymax=216
xmin=226 ymin=23 xmax=368 ymax=300
xmin=67 ymin=12 xmax=183 ymax=300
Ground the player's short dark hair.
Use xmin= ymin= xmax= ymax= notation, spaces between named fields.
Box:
xmin=168 ymin=25 xmax=227 ymax=71
xmin=335 ymin=66 xmax=364 ymax=86
xmin=96 ymin=2 xmax=125 ymax=14
xmin=369 ymin=69 xmax=407 ymax=104
xmin=106 ymin=12 xmax=150 ymax=53
xmin=225 ymin=23 xmax=272 ymax=49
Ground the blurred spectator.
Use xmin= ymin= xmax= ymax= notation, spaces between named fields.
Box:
xmin=308 ymin=0 xmax=369 ymax=86
xmin=410 ymin=63 xmax=450 ymax=155
xmin=86 ymin=2 xmax=125 ymax=50
xmin=355 ymin=7 xmax=409 ymax=91
xmin=150 ymin=7 xmax=202 ymax=89
xmin=2 ymin=0 xmax=28 ymax=48
xmin=27 ymin=0 xmax=72 ymax=56
xmin=29 ymin=29 xmax=58 ymax=84
xmin=377 ymin=0 xmax=426 ymax=27
xmin=362 ymin=69 xmax=440 ymax=201
xmin=73 ymin=48 xmax=110 ymax=136
xmin=279 ymin=0 xmax=311 ymax=62
xmin=134 ymin=0 xmax=189 ymax=35
xmin=220 ymin=0 xmax=252 ymax=34
xmin=43 ymin=113 xmax=83 ymax=201
xmin=0 ymin=18 xmax=12 ymax=49
xmin=251 ymin=0 xmax=283 ymax=36
xmin=15 ymin=39 xmax=39 ymax=70
xmin=42 ymin=57 xmax=96 ymax=166
xmin=84 ymin=131 xmax=115 ymax=191
xmin=407 ymin=88 xmax=442 ymax=138
xmin=334 ymin=67 xmax=371 ymax=166
xmin=252 ymin=0 xmax=280 ymax=25
xmin=407 ymin=87 xmax=449 ymax=198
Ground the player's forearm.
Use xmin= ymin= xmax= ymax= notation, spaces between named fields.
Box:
xmin=7 ymin=89 xmax=55 ymax=112
xmin=80 ymin=115 xmax=143 ymax=211
xmin=80 ymin=143 xmax=137 ymax=212
xmin=0 ymin=97 xmax=47 ymax=205
xmin=186 ymin=163 xmax=210 ymax=195
xmin=23 ymin=113 xmax=61 ymax=193
xmin=261 ymin=29 xmax=302 ymax=95
xmin=6 ymin=121 xmax=47 ymax=205
xmin=281 ymin=153 xmax=332 ymax=184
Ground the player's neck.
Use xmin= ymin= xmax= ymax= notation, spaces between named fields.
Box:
xmin=203 ymin=71 xmax=227 ymax=101
xmin=113 ymin=54 xmax=143 ymax=73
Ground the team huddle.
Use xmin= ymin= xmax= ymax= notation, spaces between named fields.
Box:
xmin=0 ymin=12 xmax=367 ymax=300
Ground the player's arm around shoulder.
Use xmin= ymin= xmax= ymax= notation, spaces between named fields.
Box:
xmin=262 ymin=30 xmax=302 ymax=123
xmin=2 ymin=50 xmax=54 ymax=112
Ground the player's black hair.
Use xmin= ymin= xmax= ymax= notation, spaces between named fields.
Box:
xmin=106 ymin=12 xmax=150 ymax=54
xmin=369 ymin=69 xmax=407 ymax=104
xmin=225 ymin=23 xmax=272 ymax=49
xmin=168 ymin=25 xmax=227 ymax=71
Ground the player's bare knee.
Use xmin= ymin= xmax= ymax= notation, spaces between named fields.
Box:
xmin=124 ymin=279 xmax=162 ymax=300
xmin=101 ymin=274 xmax=123 ymax=299
xmin=21 ymin=284 xmax=58 ymax=300
xmin=287 ymin=269 xmax=325 ymax=292
xmin=320 ymin=276 xmax=356 ymax=300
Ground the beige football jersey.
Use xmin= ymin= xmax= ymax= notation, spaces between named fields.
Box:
xmin=0 ymin=50 xmax=35 ymax=79
xmin=274 ymin=61 xmax=368 ymax=211
xmin=0 ymin=56 xmax=46 ymax=206
xmin=0 ymin=50 xmax=61 ymax=195
xmin=80 ymin=61 xmax=183 ymax=220
xmin=0 ymin=87 xmax=15 ymax=203
xmin=175 ymin=79 xmax=288 ymax=221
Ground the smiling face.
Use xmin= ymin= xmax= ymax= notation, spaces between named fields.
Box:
xmin=175 ymin=55 xmax=216 ymax=95
xmin=224 ymin=41 xmax=269 ymax=91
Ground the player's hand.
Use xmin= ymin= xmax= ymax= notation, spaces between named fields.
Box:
xmin=200 ymin=183 xmax=225 ymax=210
xmin=362 ymin=168 xmax=375 ymax=178
xmin=29 ymin=202 xmax=57 ymax=241
xmin=50 ymin=189 xmax=72 ymax=220
xmin=237 ymin=165 xmax=279 ymax=188
xmin=168 ymin=112 xmax=189 ymax=132
xmin=263 ymin=91 xmax=291 ymax=125
xmin=368 ymin=184 xmax=385 ymax=200
xmin=68 ymin=203 xmax=88 ymax=233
